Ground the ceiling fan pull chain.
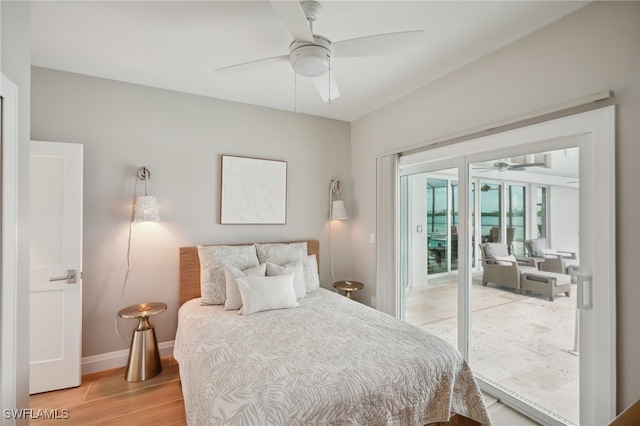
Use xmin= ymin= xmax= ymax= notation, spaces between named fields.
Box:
xmin=328 ymin=61 xmax=332 ymax=105
xmin=294 ymin=71 xmax=298 ymax=114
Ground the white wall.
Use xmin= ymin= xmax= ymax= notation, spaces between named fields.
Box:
xmin=1 ymin=1 xmax=31 ymax=420
xmin=31 ymin=67 xmax=352 ymax=358
xmin=351 ymin=1 xmax=639 ymax=411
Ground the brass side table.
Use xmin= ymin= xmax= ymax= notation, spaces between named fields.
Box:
xmin=333 ymin=280 xmax=364 ymax=299
xmin=118 ymin=302 xmax=166 ymax=382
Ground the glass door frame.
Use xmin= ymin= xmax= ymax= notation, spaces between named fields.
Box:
xmin=397 ymin=105 xmax=616 ymax=425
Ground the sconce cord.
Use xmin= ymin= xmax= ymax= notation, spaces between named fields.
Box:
xmin=114 ymin=177 xmax=140 ymax=341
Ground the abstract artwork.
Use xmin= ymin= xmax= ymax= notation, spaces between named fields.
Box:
xmin=220 ymin=155 xmax=287 ymax=224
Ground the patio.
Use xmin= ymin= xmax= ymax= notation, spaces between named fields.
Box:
xmin=404 ymin=273 xmax=579 ymax=425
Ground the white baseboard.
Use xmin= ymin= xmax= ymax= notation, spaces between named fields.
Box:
xmin=81 ymin=340 xmax=175 ymax=375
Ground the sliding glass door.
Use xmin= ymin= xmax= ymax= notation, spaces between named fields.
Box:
xmin=397 ymin=106 xmax=616 ymax=426
xmin=470 ymin=152 xmax=579 ymax=424
xmin=400 ymin=169 xmax=459 ymax=348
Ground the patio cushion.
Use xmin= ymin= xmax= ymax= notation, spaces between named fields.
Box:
xmin=519 ymin=266 xmax=540 ymax=274
xmin=564 ymin=258 xmax=579 ymax=268
xmin=494 ymin=255 xmax=517 ymax=265
xmin=521 ymin=270 xmax=571 ymax=286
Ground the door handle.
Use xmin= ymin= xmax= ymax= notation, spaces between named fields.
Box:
xmin=577 ymin=275 xmax=592 ymax=310
xmin=49 ymin=270 xmax=77 ymax=284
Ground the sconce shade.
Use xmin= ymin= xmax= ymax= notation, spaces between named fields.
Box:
xmin=331 ymin=200 xmax=348 ymax=220
xmin=134 ymin=195 xmax=160 ymax=222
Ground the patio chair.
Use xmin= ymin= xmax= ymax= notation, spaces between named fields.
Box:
xmin=479 ymin=242 xmax=538 ymax=292
xmin=524 ymin=238 xmax=579 ymax=278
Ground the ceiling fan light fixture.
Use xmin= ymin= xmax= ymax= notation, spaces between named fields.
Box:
xmin=493 ymin=161 xmax=510 ymax=172
xmin=289 ymin=37 xmax=332 ymax=77
xmin=291 ymin=50 xmax=330 ymax=77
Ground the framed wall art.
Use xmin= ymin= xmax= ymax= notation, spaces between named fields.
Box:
xmin=220 ymin=155 xmax=287 ymax=224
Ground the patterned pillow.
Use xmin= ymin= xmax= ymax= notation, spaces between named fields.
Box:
xmin=302 ymin=254 xmax=320 ymax=292
xmin=197 ymin=244 xmax=259 ymax=305
xmin=224 ymin=263 xmax=267 ymax=311
xmin=256 ymin=242 xmax=307 ymax=265
xmin=236 ymin=274 xmax=299 ymax=315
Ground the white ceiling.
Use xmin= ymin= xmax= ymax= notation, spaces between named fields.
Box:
xmin=30 ymin=1 xmax=588 ymax=122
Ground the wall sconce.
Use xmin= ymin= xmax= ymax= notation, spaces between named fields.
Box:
xmin=133 ymin=167 xmax=160 ymax=222
xmin=329 ymin=179 xmax=347 ymax=220
xmin=116 ymin=166 xmax=160 ymax=341
xmin=328 ymin=179 xmax=347 ymax=284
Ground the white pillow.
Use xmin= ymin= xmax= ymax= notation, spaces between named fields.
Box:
xmin=266 ymin=259 xmax=306 ymax=299
xmin=224 ymin=263 xmax=267 ymax=310
xmin=302 ymin=254 xmax=320 ymax=292
xmin=494 ymin=255 xmax=517 ymax=266
xmin=236 ymin=274 xmax=299 ymax=315
xmin=197 ymin=244 xmax=259 ymax=305
xmin=256 ymin=242 xmax=307 ymax=265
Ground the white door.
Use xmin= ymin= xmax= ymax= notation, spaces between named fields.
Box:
xmin=30 ymin=141 xmax=83 ymax=394
xmin=1 ymin=74 xmax=20 ymax=425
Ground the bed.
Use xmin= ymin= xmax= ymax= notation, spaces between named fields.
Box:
xmin=174 ymin=240 xmax=491 ymax=426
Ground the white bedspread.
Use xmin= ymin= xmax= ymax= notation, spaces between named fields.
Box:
xmin=174 ymin=289 xmax=491 ymax=426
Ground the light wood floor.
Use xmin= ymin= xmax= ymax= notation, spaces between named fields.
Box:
xmin=30 ymin=358 xmax=186 ymax=425
xmin=30 ymin=358 xmax=539 ymax=426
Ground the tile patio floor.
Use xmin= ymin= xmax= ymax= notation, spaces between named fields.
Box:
xmin=404 ymin=273 xmax=578 ymax=425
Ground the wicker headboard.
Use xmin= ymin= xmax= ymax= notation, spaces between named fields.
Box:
xmin=179 ymin=240 xmax=320 ymax=306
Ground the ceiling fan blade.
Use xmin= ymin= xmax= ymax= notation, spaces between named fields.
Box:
xmin=216 ymin=55 xmax=289 ymax=74
xmin=313 ymin=72 xmax=340 ymax=103
xmin=332 ymin=30 xmax=424 ymax=58
xmin=270 ymin=1 xmax=314 ymax=43
xmin=509 ymin=162 xmax=547 ymax=169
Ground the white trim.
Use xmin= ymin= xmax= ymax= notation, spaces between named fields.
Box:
xmin=376 ymin=155 xmax=400 ymax=317
xmin=1 ymin=74 xmax=19 ymax=426
xmin=81 ymin=340 xmax=175 ymax=375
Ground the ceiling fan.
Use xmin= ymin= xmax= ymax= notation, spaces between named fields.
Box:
xmin=216 ymin=1 xmax=424 ymax=103
xmin=479 ymin=161 xmax=547 ymax=173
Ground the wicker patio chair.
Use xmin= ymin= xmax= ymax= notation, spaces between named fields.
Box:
xmin=479 ymin=242 xmax=538 ymax=292
xmin=524 ymin=238 xmax=579 ymax=279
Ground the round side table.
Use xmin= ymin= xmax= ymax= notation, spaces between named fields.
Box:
xmin=118 ymin=302 xmax=166 ymax=382
xmin=333 ymin=280 xmax=364 ymax=299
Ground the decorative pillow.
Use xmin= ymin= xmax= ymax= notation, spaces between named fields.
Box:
xmin=256 ymin=242 xmax=307 ymax=265
xmin=266 ymin=259 xmax=306 ymax=299
xmin=483 ymin=243 xmax=509 ymax=260
xmin=302 ymin=254 xmax=320 ymax=292
xmin=530 ymin=238 xmax=547 ymax=256
xmin=197 ymin=244 xmax=259 ymax=305
xmin=494 ymin=255 xmax=517 ymax=266
xmin=236 ymin=273 xmax=299 ymax=315
xmin=224 ymin=263 xmax=267 ymax=311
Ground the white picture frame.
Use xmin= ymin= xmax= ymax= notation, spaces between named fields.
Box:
xmin=220 ymin=155 xmax=287 ymax=224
